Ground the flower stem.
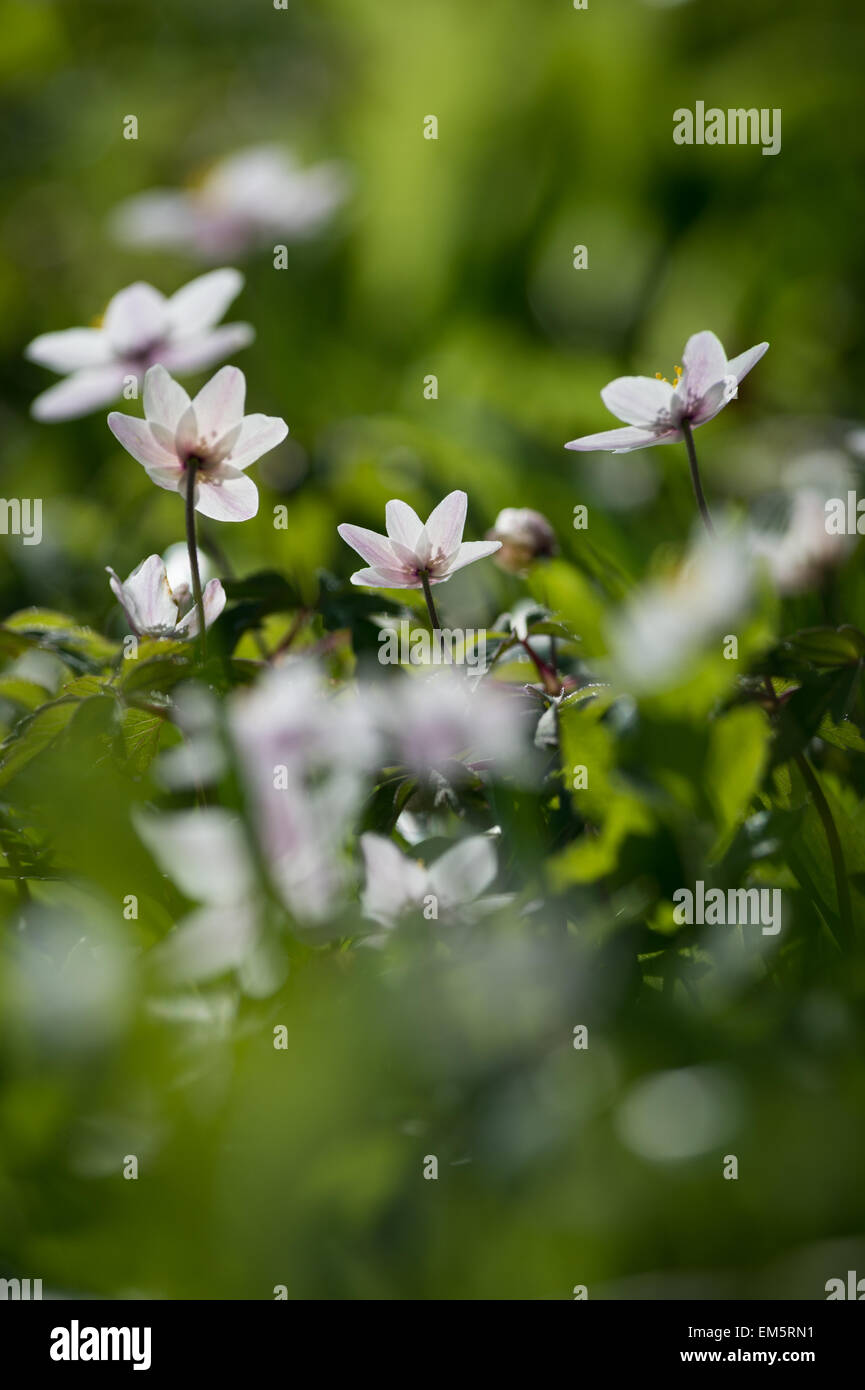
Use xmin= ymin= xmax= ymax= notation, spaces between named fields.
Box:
xmin=185 ymin=461 xmax=206 ymax=662
xmin=419 ymin=571 xmax=440 ymax=630
xmin=681 ymin=419 xmax=715 ymax=538
xmin=763 ymin=676 xmax=852 ymax=946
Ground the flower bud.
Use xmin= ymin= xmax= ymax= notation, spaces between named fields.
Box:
xmin=487 ymin=508 xmax=557 ymax=573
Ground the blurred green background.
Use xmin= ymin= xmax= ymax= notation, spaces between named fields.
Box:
xmin=1 ymin=0 xmax=865 ymax=1299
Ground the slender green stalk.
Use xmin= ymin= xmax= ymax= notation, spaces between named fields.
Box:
xmin=185 ymin=460 xmax=206 ymax=662
xmin=681 ymin=419 xmax=715 ymax=538
xmin=763 ymin=676 xmax=852 ymax=946
xmin=419 ymin=570 xmax=440 ymax=630
xmin=793 ymin=750 xmax=852 ymax=947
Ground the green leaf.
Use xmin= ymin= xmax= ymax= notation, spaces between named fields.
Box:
xmin=0 ymin=697 xmax=97 ymax=787
xmin=4 ymin=608 xmax=120 ymax=666
xmin=771 ymin=666 xmax=861 ymax=766
xmin=0 ymin=677 xmax=55 ymax=711
xmin=706 ymin=704 xmax=770 ymax=856
xmin=785 ymin=627 xmax=865 ymax=669
xmin=119 ymin=707 xmax=166 ymax=776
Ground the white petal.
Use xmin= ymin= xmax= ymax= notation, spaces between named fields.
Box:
xmin=426 ymin=836 xmax=497 ymax=909
xmin=176 ymin=578 xmax=226 ymax=636
xmin=191 ymin=365 xmax=246 ymax=443
xmin=440 ymin=540 xmax=502 ymax=576
xmin=25 ymin=327 xmax=111 ymax=373
xmin=118 ymin=554 xmax=179 ymax=632
xmin=679 ymin=330 xmax=728 ymax=403
xmin=565 ymin=425 xmax=674 ymax=453
xmin=157 ymin=323 xmax=254 ymax=374
xmin=360 ymin=833 xmax=426 ymax=924
xmin=31 ymin=365 xmax=127 ymax=421
xmin=349 ymin=566 xmax=420 ymax=588
xmin=143 ymin=364 xmax=191 ymax=432
xmin=726 ymin=341 xmax=769 ymax=384
xmin=224 ymin=413 xmax=288 ymax=470
xmin=135 ymin=807 xmax=254 ymax=905
xmin=103 ymin=282 xmax=169 ymax=356
xmin=107 ymin=411 xmax=182 ymax=478
xmin=165 ymin=268 xmax=245 ymax=338
xmin=194 ymin=469 xmax=259 ymax=522
xmin=385 ymin=499 xmax=426 ymax=550
xmin=600 ymin=376 xmax=675 ymax=426
xmin=109 ymin=191 xmax=199 ymax=251
xmin=424 ymin=490 xmax=467 ymax=557
xmin=152 ymin=904 xmax=258 ymax=984
xmin=337 ymin=523 xmax=404 ymax=572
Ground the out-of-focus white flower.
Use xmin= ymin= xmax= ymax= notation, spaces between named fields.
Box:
xmin=751 ymin=489 xmax=853 ymax=595
xmin=382 ymin=669 xmax=530 ymax=777
xmin=607 ymin=527 xmax=754 ymax=693
xmin=108 ymin=364 xmax=287 ymax=522
xmin=25 ymin=269 xmax=252 ymax=421
xmin=566 ymin=330 xmax=768 ymax=454
xmin=110 ymin=145 xmax=348 ymax=260
xmin=106 ymin=554 xmax=224 ymax=638
xmin=162 ymin=541 xmax=213 ymax=600
xmin=135 ymin=808 xmax=260 ymax=985
xmin=360 ymin=832 xmax=504 ymax=930
xmin=338 ymin=490 xmax=501 ymax=588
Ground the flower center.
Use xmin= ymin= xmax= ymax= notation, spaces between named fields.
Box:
xmin=655 ymin=364 xmax=684 ymax=389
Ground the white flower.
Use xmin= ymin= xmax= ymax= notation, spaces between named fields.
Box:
xmin=383 ymin=670 xmax=530 ymax=777
xmin=25 ymin=269 xmax=252 ymax=422
xmin=106 ymin=554 xmax=225 ymax=638
xmin=360 ymin=832 xmax=504 ymax=930
xmin=135 ymin=808 xmax=259 ymax=984
xmin=565 ymin=330 xmax=768 ymax=454
xmin=751 ymin=489 xmax=853 ymax=595
xmin=338 ymin=490 xmax=501 ymax=588
xmin=110 ymin=144 xmax=348 ymax=259
xmin=607 ymin=527 xmax=754 ymax=692
xmin=108 ymin=363 xmax=287 ymax=522
xmin=161 ymin=540 xmax=213 ymax=607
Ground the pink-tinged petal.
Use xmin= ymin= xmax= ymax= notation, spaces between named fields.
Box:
xmin=679 ymin=330 xmax=728 ymax=403
xmin=103 ymin=282 xmax=169 ymax=356
xmin=31 ymin=365 xmax=127 ymax=421
xmin=687 ymin=375 xmax=738 ymax=427
xmin=726 ymin=341 xmax=769 ymax=384
xmin=424 ymin=490 xmax=467 ymax=557
xmin=165 ymin=267 xmax=245 ymax=337
xmin=191 ymin=365 xmax=246 ymax=444
xmin=441 ymin=540 xmax=502 ymax=577
xmin=120 ymin=554 xmax=179 ymax=632
xmin=177 ymin=578 xmax=226 ymax=636
xmin=193 ymin=469 xmax=259 ymax=523
xmin=337 ymin=522 xmax=402 ymax=571
xmin=25 ymin=327 xmax=111 ymax=373
xmin=427 ymin=835 xmax=497 ymax=908
xmin=600 ymin=376 xmax=675 ymax=426
xmin=143 ymin=364 xmax=191 ymax=432
xmin=385 ymin=498 xmax=425 ymax=550
xmin=108 ymin=411 xmax=181 ymax=474
xmin=157 ymin=322 xmax=254 ymax=374
xmin=565 ymin=425 xmax=674 ymax=453
xmin=224 ymin=412 xmax=288 ymax=470
xmin=106 ymin=567 xmax=139 ymax=632
xmin=172 ymin=404 xmax=201 ymax=459
xmin=349 ymin=566 xmax=420 ymax=588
